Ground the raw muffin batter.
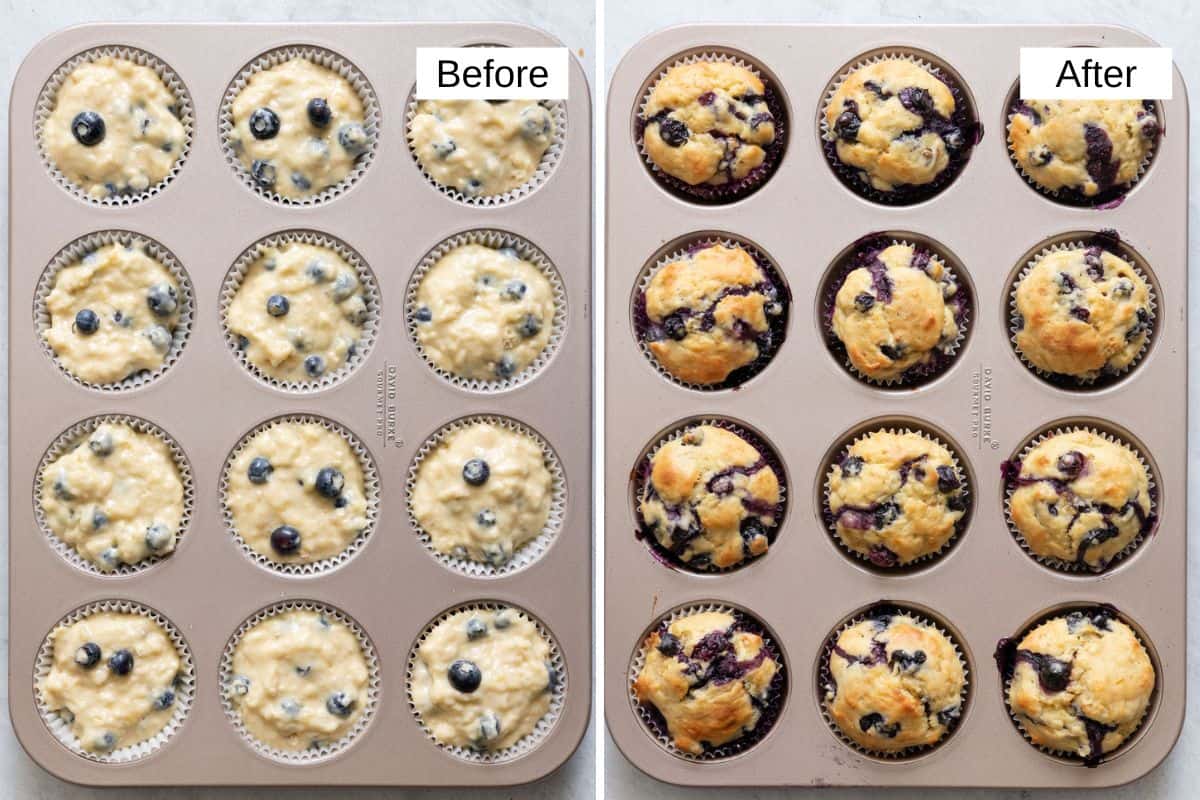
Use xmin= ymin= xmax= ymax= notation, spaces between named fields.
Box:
xmin=40 ymin=422 xmax=183 ymax=571
xmin=1013 ymin=245 xmax=1152 ymax=380
xmin=1006 ymin=430 xmax=1152 ymax=570
xmin=226 ymin=610 xmax=369 ymax=751
xmin=1001 ymin=608 xmax=1154 ymax=762
xmin=42 ymin=55 xmax=186 ymax=199
xmin=226 ymin=421 xmax=369 ymax=564
xmin=824 ymin=610 xmax=965 ymax=752
xmin=413 ymin=244 xmax=555 ymax=382
xmin=410 ymin=421 xmax=553 ymax=567
xmin=38 ymin=611 xmax=183 ymax=753
xmin=409 ymin=99 xmax=555 ymax=197
xmin=229 ymin=58 xmax=369 ymax=198
xmin=639 ymin=424 xmax=781 ymax=571
xmin=226 ymin=242 xmax=369 ymax=382
xmin=634 ymin=609 xmax=779 ymax=755
xmin=639 ymin=243 xmax=786 ymax=387
xmin=831 ymin=242 xmax=962 ymax=382
xmin=826 ymin=430 xmax=967 ymax=567
xmin=410 ymin=606 xmax=556 ymax=752
xmin=43 ymin=242 xmax=183 ymax=386
xmin=1009 ymin=99 xmax=1159 ymax=198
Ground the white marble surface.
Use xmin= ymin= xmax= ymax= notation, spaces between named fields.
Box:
xmin=602 ymin=0 xmax=1198 ymax=798
xmin=0 ymin=1 xmax=592 ymax=798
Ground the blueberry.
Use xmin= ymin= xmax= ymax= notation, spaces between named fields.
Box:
xmin=546 ymin=661 xmax=559 ymax=691
xmin=859 ymin=711 xmax=900 ymax=738
xmin=337 ymin=123 xmax=369 ymax=155
xmin=502 ymin=280 xmax=527 ymax=300
xmin=947 ymin=493 xmax=967 ymax=512
xmin=656 ymin=117 xmax=689 ymax=147
xmin=286 ymin=170 xmax=311 ymax=191
xmin=1032 ymin=144 xmax=1053 ymax=166
xmin=840 ymin=455 xmax=864 ymax=478
xmin=248 ymin=108 xmax=280 ymax=140
xmin=237 ymin=335 xmax=250 ymax=350
xmin=74 ymin=308 xmax=99 ymax=335
xmin=334 ymin=495 xmax=349 ymax=509
xmin=889 ymin=649 xmax=927 ymax=672
xmin=71 ymin=111 xmax=106 ymax=146
xmin=663 ymin=313 xmax=688 ymax=341
xmin=898 ymin=86 xmax=934 ymax=116
xmin=833 ymin=109 xmax=860 ymax=141
xmin=1113 ymin=278 xmax=1134 ymax=298
xmin=326 ymin=691 xmax=355 ymax=717
xmin=270 ymin=525 xmax=301 ymax=554
xmin=98 ymin=547 xmax=121 ymax=568
xmin=1139 ymin=112 xmax=1160 ymax=140
xmin=477 ymin=710 xmax=502 ymax=743
xmin=146 ymin=283 xmax=178 ymax=317
xmin=251 ymin=159 xmax=276 ymax=189
xmin=88 ymin=429 xmax=114 ymax=457
xmin=145 ymin=523 xmax=172 ymax=551
xmin=295 ymin=664 xmax=311 ymax=677
xmin=495 ymin=354 xmax=516 ymax=378
xmin=520 ymin=106 xmax=552 ymax=138
xmin=1038 ymin=656 xmax=1071 ymax=693
xmin=463 ymin=459 xmax=490 ymax=486
xmin=266 ymin=294 xmax=290 ymax=317
xmin=476 ymin=509 xmax=497 ymax=527
xmin=414 ymin=306 xmax=433 ymax=323
xmin=448 ymin=659 xmax=483 ymax=693
xmin=656 ymin=631 xmax=681 ymax=656
xmin=74 ymin=642 xmax=101 ymax=668
xmin=146 ymin=325 xmax=171 ymax=353
xmin=281 ymin=698 xmax=301 ymax=717
xmin=466 ymin=618 xmax=488 ymax=640
xmin=493 ymin=611 xmax=512 ymax=629
xmin=879 ymin=343 xmax=903 ymax=361
xmin=94 ymin=732 xmax=117 ymax=751
xmin=936 ymin=465 xmax=961 ymax=493
xmin=331 ymin=272 xmax=357 ymax=301
xmin=153 ymin=688 xmax=176 ymax=711
xmin=248 ymin=456 xmax=273 ymax=484
xmin=52 ymin=474 xmax=73 ymax=501
xmin=227 ymin=675 xmax=251 ymax=697
xmin=517 ymin=314 xmax=542 ymax=338
xmin=854 ymin=292 xmax=875 ymax=312
xmin=1057 ymin=451 xmax=1085 ymax=478
xmin=304 ymin=355 xmax=325 ymax=377
xmin=942 ymin=126 xmax=966 ymax=152
xmin=306 ymin=97 xmax=332 ymax=128
xmin=315 ymin=467 xmax=344 ymax=498
xmin=740 ymin=517 xmax=766 ymax=546
xmin=108 ymin=649 xmax=134 ymax=675
xmin=873 ymin=501 xmax=901 ymax=530
xmin=432 ymin=139 xmax=456 ymax=158
xmin=92 ymin=509 xmax=108 ymax=529
xmin=1057 ymin=271 xmax=1077 ymax=292
xmin=306 ymin=260 xmax=329 ymax=283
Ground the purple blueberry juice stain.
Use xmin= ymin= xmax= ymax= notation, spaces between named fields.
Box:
xmin=1083 ymin=124 xmax=1118 ymax=190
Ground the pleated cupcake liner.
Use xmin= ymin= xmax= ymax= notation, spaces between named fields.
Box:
xmin=219 ymin=45 xmax=380 ymax=206
xmin=219 ymin=414 xmax=380 ymax=577
xmin=405 ymin=229 xmax=567 ymax=392
xmin=35 ymin=599 xmax=195 ymax=763
xmin=632 ymin=234 xmax=791 ymax=392
xmin=406 ymin=414 xmax=567 ymax=577
xmin=219 ymin=229 xmax=380 ymax=393
xmin=35 ymin=46 xmax=193 ymax=205
xmin=35 ymin=414 xmax=194 ymax=577
xmin=220 ymin=599 xmax=380 ymax=764
xmin=633 ymin=417 xmax=787 ymax=575
xmin=406 ymin=600 xmax=566 ymax=764
xmin=35 ymin=230 xmax=194 ymax=392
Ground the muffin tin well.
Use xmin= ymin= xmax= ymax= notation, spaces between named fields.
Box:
xmin=10 ymin=22 xmax=589 ymax=787
xmin=606 ymin=24 xmax=1185 ymax=789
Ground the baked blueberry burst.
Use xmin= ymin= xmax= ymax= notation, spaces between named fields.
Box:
xmin=634 ymin=609 xmax=781 ymax=755
xmin=638 ymin=423 xmax=783 ymax=571
xmin=996 ymin=606 xmax=1155 ymax=765
xmin=636 ymin=242 xmax=788 ymax=388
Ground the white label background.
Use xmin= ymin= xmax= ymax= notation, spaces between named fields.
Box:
xmin=416 ymin=47 xmax=569 ymax=99
xmin=1020 ymin=47 xmax=1173 ymax=99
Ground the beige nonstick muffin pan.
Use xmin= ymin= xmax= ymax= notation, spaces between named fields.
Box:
xmin=605 ymin=25 xmax=1186 ymax=788
xmin=8 ymin=22 xmax=590 ymax=786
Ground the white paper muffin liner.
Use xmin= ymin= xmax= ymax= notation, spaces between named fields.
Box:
xmin=35 ymin=46 xmax=194 ymax=206
xmin=633 ymin=417 xmax=787 ymax=574
xmin=405 ymin=91 xmax=567 ymax=206
xmin=627 ymin=601 xmax=787 ymax=760
xmin=818 ymin=602 xmax=970 ymax=760
xmin=220 ymin=45 xmax=379 ymax=206
xmin=406 ymin=600 xmax=566 ymax=763
xmin=1008 ymin=237 xmax=1158 ymax=388
xmin=34 ymin=599 xmax=196 ymax=763
xmin=632 ymin=235 xmax=790 ymax=392
xmin=405 ymin=229 xmax=567 ymax=392
xmin=1003 ymin=423 xmax=1158 ymax=574
xmin=820 ymin=424 xmax=970 ymax=572
xmin=220 ymin=599 xmax=381 ymax=764
xmin=34 ymin=230 xmax=195 ymax=392
xmin=220 ymin=414 xmax=380 ymax=577
xmin=34 ymin=414 xmax=194 ymax=577
xmin=406 ymin=414 xmax=566 ymax=577
xmin=219 ymin=230 xmax=380 ymax=393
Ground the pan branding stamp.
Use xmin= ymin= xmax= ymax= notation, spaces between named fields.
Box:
xmin=970 ymin=365 xmax=998 ymax=450
xmin=374 ymin=365 xmax=401 ymax=448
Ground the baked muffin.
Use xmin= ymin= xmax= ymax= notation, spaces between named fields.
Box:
xmin=40 ymin=422 xmax=184 ymax=571
xmin=410 ymin=606 xmax=556 ymax=752
xmin=411 ymin=421 xmax=553 ymax=568
xmin=634 ymin=609 xmax=780 ymax=755
xmin=226 ymin=242 xmax=370 ymax=383
xmin=824 ymin=57 xmax=973 ymax=200
xmin=412 ymin=243 xmax=556 ymax=382
xmin=823 ymin=609 xmax=965 ymax=753
xmin=1005 ymin=430 xmax=1152 ymax=570
xmin=828 ymin=241 xmax=965 ymax=383
xmin=38 ymin=611 xmax=184 ymax=754
xmin=226 ymin=421 xmax=369 ymax=565
xmin=409 ymin=100 xmax=555 ymax=197
xmin=638 ymin=424 xmax=782 ymax=571
xmin=225 ymin=609 xmax=370 ymax=751
xmin=1000 ymin=607 xmax=1154 ymax=762
xmin=1008 ymin=99 xmax=1159 ymax=202
xmin=42 ymin=55 xmax=186 ymax=200
xmin=826 ymin=430 xmax=967 ymax=567
xmin=43 ymin=242 xmax=184 ymax=386
xmin=639 ymin=60 xmax=779 ymax=197
xmin=1013 ymin=244 xmax=1152 ymax=381
xmin=637 ymin=243 xmax=787 ymax=387
xmin=228 ymin=57 xmax=369 ymax=198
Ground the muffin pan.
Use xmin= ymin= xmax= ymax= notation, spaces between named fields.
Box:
xmin=9 ymin=22 xmax=590 ymax=786
xmin=606 ymin=24 xmax=1185 ymax=788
